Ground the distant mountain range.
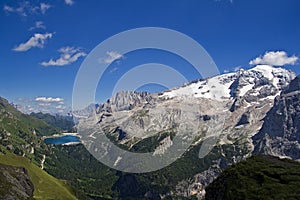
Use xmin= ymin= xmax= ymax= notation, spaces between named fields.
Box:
xmin=0 ymin=65 xmax=299 ymax=199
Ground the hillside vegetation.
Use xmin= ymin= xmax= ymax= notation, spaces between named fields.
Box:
xmin=30 ymin=112 xmax=75 ymax=132
xmin=205 ymin=155 xmax=300 ymax=200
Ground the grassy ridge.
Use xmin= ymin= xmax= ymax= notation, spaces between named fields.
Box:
xmin=0 ymin=153 xmax=77 ymax=200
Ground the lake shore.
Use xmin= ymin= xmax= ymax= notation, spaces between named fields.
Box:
xmin=42 ymin=132 xmax=80 ymax=139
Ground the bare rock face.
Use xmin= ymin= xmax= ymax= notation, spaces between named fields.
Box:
xmin=0 ymin=164 xmax=34 ymax=200
xmin=253 ymin=75 xmax=300 ymax=160
xmin=100 ymin=91 xmax=154 ymax=113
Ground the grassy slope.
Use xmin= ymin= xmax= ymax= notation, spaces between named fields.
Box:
xmin=0 ymin=153 xmax=77 ymax=200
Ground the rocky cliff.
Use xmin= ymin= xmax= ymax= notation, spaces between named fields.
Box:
xmin=253 ymin=75 xmax=300 ymax=160
xmin=0 ymin=163 xmax=34 ymax=200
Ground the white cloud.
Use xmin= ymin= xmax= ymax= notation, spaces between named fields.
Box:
xmin=14 ymin=97 xmax=71 ymax=115
xmin=29 ymin=21 xmax=46 ymax=31
xmin=234 ymin=66 xmax=242 ymax=71
xmin=35 ymin=97 xmax=64 ymax=103
xmin=64 ymin=0 xmax=74 ymax=6
xmin=40 ymin=3 xmax=51 ymax=14
xmin=40 ymin=46 xmax=86 ymax=67
xmin=13 ymin=33 xmax=53 ymax=52
xmin=103 ymin=51 xmax=124 ymax=64
xmin=3 ymin=3 xmax=27 ymax=16
xmin=56 ymin=105 xmax=66 ymax=109
xmin=3 ymin=2 xmax=52 ymax=16
xmin=249 ymin=51 xmax=298 ymax=66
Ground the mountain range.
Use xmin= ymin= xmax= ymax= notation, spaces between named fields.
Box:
xmin=0 ymin=64 xmax=299 ymax=199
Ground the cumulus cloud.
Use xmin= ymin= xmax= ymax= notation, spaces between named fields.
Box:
xmin=14 ymin=97 xmax=70 ymax=115
xmin=40 ymin=46 xmax=86 ymax=66
xmin=13 ymin=33 xmax=53 ymax=52
xmin=249 ymin=51 xmax=298 ymax=66
xmin=29 ymin=21 xmax=46 ymax=31
xmin=3 ymin=2 xmax=52 ymax=16
xmin=64 ymin=0 xmax=74 ymax=6
xmin=35 ymin=97 xmax=64 ymax=103
xmin=103 ymin=51 xmax=124 ymax=64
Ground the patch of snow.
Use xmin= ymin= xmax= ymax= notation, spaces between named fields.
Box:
xmin=161 ymin=73 xmax=235 ymax=101
xmin=250 ymin=65 xmax=274 ymax=80
xmin=239 ymin=83 xmax=254 ymax=96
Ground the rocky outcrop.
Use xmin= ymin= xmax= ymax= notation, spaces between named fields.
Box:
xmin=0 ymin=164 xmax=34 ymax=200
xmin=253 ymin=75 xmax=300 ymax=160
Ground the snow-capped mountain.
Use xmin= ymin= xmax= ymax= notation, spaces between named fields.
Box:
xmin=77 ymin=65 xmax=298 ymax=199
xmin=161 ymin=65 xmax=294 ymax=101
xmin=91 ymin=65 xmax=295 ymax=143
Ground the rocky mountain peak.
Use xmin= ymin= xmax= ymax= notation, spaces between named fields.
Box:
xmin=101 ymin=91 xmax=154 ymax=113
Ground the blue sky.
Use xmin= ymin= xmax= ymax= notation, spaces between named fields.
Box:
xmin=0 ymin=0 xmax=299 ymax=114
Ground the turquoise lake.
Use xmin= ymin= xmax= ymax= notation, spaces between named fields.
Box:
xmin=44 ymin=135 xmax=80 ymax=145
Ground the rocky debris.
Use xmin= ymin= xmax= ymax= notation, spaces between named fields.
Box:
xmin=253 ymin=75 xmax=300 ymax=160
xmin=0 ymin=164 xmax=34 ymax=200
